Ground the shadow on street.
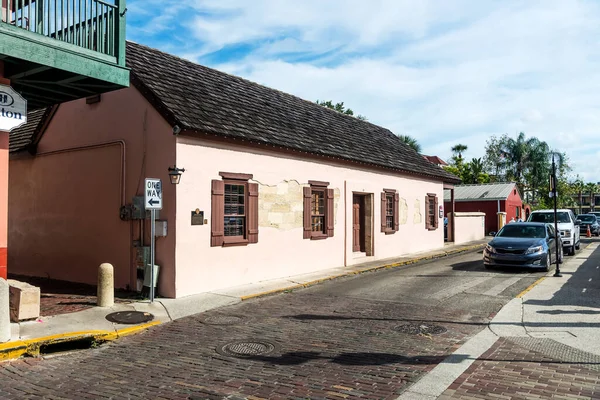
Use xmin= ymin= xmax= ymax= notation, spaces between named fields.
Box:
xmin=244 ymin=351 xmax=450 ymax=366
xmin=525 ymin=243 xmax=600 ymax=309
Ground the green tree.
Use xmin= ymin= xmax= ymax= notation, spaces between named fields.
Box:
xmin=483 ymin=135 xmax=506 ymax=181
xmin=451 ymin=144 xmax=468 ymax=160
xmin=397 ymin=134 xmax=422 ymax=153
xmin=483 ymin=132 xmax=558 ymax=205
xmin=537 ymin=152 xmax=573 ymax=209
xmin=571 ymin=177 xmax=585 ymax=214
xmin=584 ymin=182 xmax=599 ymax=212
xmin=467 ymin=157 xmax=490 ymax=184
xmin=316 ymin=100 xmax=367 ymax=120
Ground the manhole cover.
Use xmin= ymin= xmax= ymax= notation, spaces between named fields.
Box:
xmin=215 ymin=340 xmax=279 ymax=358
xmin=394 ymin=323 xmax=447 ymax=335
xmin=201 ymin=315 xmax=244 ymax=325
xmin=105 ymin=311 xmax=154 ymax=324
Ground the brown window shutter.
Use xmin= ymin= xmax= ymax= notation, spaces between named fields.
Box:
xmin=247 ymin=183 xmax=259 ymax=243
xmin=303 ymin=186 xmax=312 ymax=239
xmin=394 ymin=193 xmax=400 ymax=231
xmin=326 ymin=188 xmax=335 ymax=237
xmin=434 ymin=195 xmax=439 ymax=229
xmin=381 ymin=192 xmax=387 ymax=232
xmin=211 ymin=180 xmax=225 ymax=247
xmin=425 ymin=195 xmax=430 ymax=229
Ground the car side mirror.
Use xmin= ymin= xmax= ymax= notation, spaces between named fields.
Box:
xmin=575 ymin=220 xmax=581 ymax=225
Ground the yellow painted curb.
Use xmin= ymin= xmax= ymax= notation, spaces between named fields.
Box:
xmin=240 ymin=284 xmax=303 ymax=301
xmin=516 ymin=277 xmax=546 ymax=298
xmin=0 ymin=321 xmax=161 ymax=361
xmin=240 ymin=243 xmax=487 ymax=301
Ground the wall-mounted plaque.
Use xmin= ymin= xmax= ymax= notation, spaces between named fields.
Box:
xmin=191 ymin=209 xmax=204 ymax=225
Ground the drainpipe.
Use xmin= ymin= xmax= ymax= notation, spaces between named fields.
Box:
xmin=36 ymin=140 xmax=127 ymax=207
xmin=36 ymin=140 xmax=129 ymax=286
xmin=343 ymin=180 xmax=347 ymax=267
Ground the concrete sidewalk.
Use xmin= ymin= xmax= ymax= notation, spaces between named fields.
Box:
xmin=0 ymin=239 xmax=488 ymax=361
xmin=398 ymin=241 xmax=600 ymax=400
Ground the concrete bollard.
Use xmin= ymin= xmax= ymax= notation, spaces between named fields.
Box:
xmin=0 ymin=278 xmax=10 ymax=342
xmin=97 ymin=263 xmax=114 ymax=307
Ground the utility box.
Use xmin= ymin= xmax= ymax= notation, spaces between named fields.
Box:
xmin=155 ymin=220 xmax=167 ymax=237
xmin=132 ymin=196 xmax=160 ymax=220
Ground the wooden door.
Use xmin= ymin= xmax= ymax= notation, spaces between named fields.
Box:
xmin=353 ymin=196 xmax=361 ymax=252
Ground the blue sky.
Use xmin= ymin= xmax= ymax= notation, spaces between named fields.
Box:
xmin=127 ymin=0 xmax=600 ymax=182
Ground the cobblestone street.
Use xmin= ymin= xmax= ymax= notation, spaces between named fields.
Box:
xmin=0 ymin=251 xmax=546 ymax=399
xmin=439 ymin=337 xmax=600 ymax=399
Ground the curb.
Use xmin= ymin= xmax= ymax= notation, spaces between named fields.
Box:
xmin=241 ymin=243 xmax=486 ymax=301
xmin=0 ymin=320 xmax=160 ymax=361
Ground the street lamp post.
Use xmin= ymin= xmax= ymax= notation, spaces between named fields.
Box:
xmin=551 ymin=153 xmax=562 ymax=277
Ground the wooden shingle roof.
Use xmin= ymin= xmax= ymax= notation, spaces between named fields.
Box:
xmin=126 ymin=42 xmax=460 ymax=183
xmin=8 ymin=107 xmax=54 ymax=153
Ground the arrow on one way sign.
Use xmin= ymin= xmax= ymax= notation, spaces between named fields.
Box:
xmin=145 ymin=178 xmax=163 ymax=210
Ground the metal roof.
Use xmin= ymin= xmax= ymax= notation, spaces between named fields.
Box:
xmin=444 ymin=182 xmax=519 ymax=202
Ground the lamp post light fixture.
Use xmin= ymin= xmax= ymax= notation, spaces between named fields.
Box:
xmin=168 ymin=166 xmax=185 ymax=185
xmin=550 ymin=152 xmax=562 ymax=277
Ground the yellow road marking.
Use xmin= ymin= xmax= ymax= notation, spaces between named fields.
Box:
xmin=517 ymin=277 xmax=546 ymax=298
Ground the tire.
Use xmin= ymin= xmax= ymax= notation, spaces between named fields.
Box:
xmin=569 ymin=245 xmax=576 ymax=256
xmin=576 ymin=240 xmax=580 ymax=250
xmin=543 ymin=254 xmax=551 ymax=272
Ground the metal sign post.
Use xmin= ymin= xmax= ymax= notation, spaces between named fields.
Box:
xmin=144 ymin=178 xmax=163 ymax=302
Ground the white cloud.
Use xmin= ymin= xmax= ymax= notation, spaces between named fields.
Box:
xmin=127 ymin=0 xmax=600 ymax=182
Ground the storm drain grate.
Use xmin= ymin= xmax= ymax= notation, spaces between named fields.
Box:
xmin=200 ymin=315 xmax=245 ymax=325
xmin=394 ymin=322 xmax=447 ymax=335
xmin=216 ymin=340 xmax=279 ymax=358
xmin=105 ymin=311 xmax=154 ymax=324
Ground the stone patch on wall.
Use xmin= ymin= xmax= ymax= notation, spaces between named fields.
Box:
xmin=257 ymin=180 xmax=340 ymax=230
xmin=399 ymin=198 xmax=408 ymax=225
xmin=413 ymin=199 xmax=422 ymax=224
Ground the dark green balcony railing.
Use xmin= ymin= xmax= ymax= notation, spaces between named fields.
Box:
xmin=1 ymin=0 xmax=125 ymax=63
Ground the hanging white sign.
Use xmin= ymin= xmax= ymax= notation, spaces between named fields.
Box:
xmin=0 ymin=85 xmax=27 ymax=132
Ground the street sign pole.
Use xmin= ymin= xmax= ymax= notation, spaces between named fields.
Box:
xmin=551 ymin=156 xmax=562 ymax=277
xmin=144 ymin=178 xmax=163 ymax=302
xmin=150 ymin=208 xmax=156 ymax=302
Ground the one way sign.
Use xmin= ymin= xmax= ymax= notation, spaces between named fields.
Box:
xmin=145 ymin=178 xmax=163 ymax=210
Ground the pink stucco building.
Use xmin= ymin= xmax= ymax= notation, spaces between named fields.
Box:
xmin=8 ymin=42 xmax=460 ymax=298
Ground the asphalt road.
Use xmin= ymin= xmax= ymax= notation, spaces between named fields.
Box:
xmin=0 ymin=246 xmax=581 ymax=400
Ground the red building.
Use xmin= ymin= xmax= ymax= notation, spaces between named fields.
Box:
xmin=443 ymin=183 xmax=527 ymax=234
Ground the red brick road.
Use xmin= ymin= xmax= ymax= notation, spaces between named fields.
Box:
xmin=0 ymin=291 xmax=489 ymax=399
xmin=439 ymin=337 xmax=600 ymax=400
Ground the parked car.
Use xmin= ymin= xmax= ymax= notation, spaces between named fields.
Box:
xmin=588 ymin=211 xmax=600 ymax=220
xmin=576 ymin=214 xmax=600 ymax=236
xmin=483 ymin=222 xmax=562 ymax=271
xmin=527 ymin=209 xmax=580 ymax=255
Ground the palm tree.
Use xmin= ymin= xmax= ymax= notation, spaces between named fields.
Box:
xmin=451 ymin=144 xmax=468 ymax=159
xmin=397 ymin=135 xmax=422 ymax=153
xmin=572 ymin=178 xmax=585 ymax=214
xmin=584 ymin=182 xmax=599 ymax=212
xmin=469 ymin=158 xmax=485 ymax=184
xmin=500 ymin=132 xmax=550 ymax=198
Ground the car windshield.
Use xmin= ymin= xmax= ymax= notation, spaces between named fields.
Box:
xmin=577 ymin=215 xmax=596 ymax=222
xmin=528 ymin=212 xmax=571 ymax=224
xmin=496 ymin=225 xmax=546 ymax=238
